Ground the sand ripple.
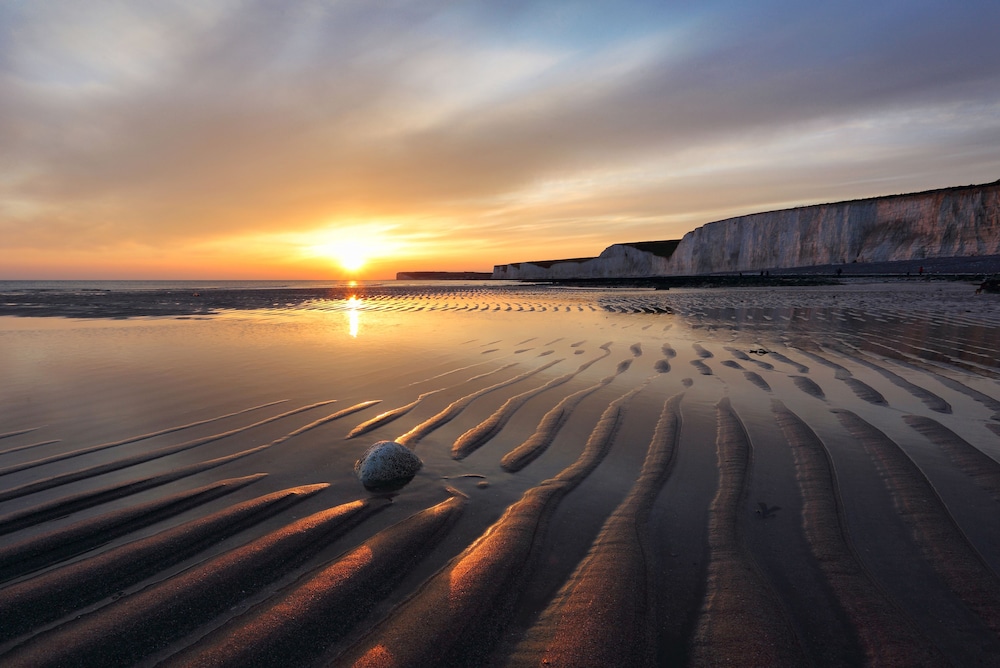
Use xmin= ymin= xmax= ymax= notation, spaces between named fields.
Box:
xmin=2 ymin=282 xmax=999 ymax=665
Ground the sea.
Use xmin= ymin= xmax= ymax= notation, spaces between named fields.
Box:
xmin=0 ymin=280 xmax=393 ymax=293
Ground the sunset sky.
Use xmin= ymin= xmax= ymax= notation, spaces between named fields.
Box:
xmin=2 ymin=1 xmax=999 ymax=280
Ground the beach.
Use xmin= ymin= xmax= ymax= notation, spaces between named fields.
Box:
xmin=1 ymin=279 xmax=1000 ymax=666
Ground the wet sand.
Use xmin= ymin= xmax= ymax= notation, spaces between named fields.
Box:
xmin=1 ymin=280 xmax=999 ymax=666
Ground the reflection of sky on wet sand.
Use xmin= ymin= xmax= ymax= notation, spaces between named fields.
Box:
xmin=345 ymin=296 xmax=361 ymax=338
xmin=1 ymin=283 xmax=1000 ymax=664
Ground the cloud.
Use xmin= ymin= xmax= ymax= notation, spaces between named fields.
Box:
xmin=1 ymin=0 xmax=998 ymax=275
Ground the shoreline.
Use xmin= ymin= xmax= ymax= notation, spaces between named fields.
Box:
xmin=2 ymin=274 xmax=996 ymax=320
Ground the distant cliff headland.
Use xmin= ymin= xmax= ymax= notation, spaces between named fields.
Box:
xmin=396 ymin=271 xmax=493 ymax=280
xmin=492 ymin=180 xmax=1000 ymax=280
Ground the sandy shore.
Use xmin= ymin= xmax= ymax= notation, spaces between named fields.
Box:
xmin=1 ymin=280 xmax=999 ymax=666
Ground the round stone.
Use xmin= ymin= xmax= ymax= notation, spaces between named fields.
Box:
xmin=354 ymin=440 xmax=423 ymax=491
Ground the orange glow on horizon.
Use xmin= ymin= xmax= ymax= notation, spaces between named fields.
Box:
xmin=327 ymin=240 xmax=368 ymax=273
xmin=1 ymin=217 xmax=537 ymax=280
xmin=0 ymin=242 xmax=501 ymax=281
xmin=297 ymin=223 xmax=414 ymax=279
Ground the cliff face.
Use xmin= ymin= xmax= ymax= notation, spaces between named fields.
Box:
xmin=492 ymin=181 xmax=1000 ymax=279
xmin=493 ymin=259 xmax=593 ymax=280
xmin=665 ymin=182 xmax=1000 ymax=275
xmin=492 ymin=241 xmax=681 ymax=279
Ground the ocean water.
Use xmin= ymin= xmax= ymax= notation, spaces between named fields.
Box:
xmin=0 ymin=279 xmax=517 ymax=319
xmin=0 ymin=279 xmax=388 ymax=293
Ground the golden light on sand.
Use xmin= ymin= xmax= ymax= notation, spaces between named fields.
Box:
xmin=346 ymin=295 xmax=361 ymax=337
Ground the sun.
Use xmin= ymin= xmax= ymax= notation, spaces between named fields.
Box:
xmin=334 ymin=244 xmax=368 ymax=274
xmin=302 ymin=224 xmax=403 ymax=276
xmin=326 ymin=240 xmax=369 ymax=274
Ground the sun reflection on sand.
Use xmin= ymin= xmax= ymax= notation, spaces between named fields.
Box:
xmin=346 ymin=295 xmax=361 ymax=337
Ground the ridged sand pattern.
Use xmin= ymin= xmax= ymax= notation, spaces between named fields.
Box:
xmin=3 ymin=497 xmax=385 ymax=668
xmin=452 ymin=349 xmax=613 ymax=460
xmin=499 ymin=345 xmax=632 ymax=472
xmin=834 ymin=409 xmax=1000 ymax=637
xmin=903 ymin=415 xmax=1000 ymax=502
xmin=1 ymin=282 xmax=998 ymax=665
xmin=159 ymin=494 xmax=467 ymax=668
xmin=331 ymin=383 xmax=649 ymax=666
xmin=690 ymin=398 xmax=804 ymax=666
xmin=772 ymin=401 xmax=946 ymax=666
xmin=508 ymin=393 xmax=683 ymax=667
xmin=396 ymin=360 xmax=563 ymax=447
xmin=0 ymin=482 xmax=329 ymax=644
xmin=0 ymin=473 xmax=266 ymax=583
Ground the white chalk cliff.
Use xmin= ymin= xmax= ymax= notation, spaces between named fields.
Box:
xmin=493 ymin=181 xmax=1000 ymax=278
xmin=492 ymin=242 xmax=678 ymax=280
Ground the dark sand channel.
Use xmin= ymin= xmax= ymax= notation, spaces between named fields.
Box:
xmin=1 ymin=281 xmax=999 ymax=666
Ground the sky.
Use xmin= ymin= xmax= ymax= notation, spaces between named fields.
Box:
xmin=2 ymin=0 xmax=999 ymax=280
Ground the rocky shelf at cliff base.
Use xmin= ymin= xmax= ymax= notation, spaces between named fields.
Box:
xmin=493 ymin=180 xmax=1000 ymax=280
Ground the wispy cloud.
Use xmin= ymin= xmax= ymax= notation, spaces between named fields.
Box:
xmin=2 ymin=0 xmax=998 ymax=276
